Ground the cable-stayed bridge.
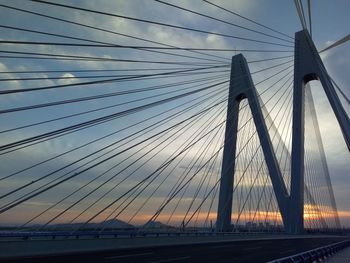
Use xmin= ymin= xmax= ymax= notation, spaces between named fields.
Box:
xmin=0 ymin=0 xmax=349 ymax=262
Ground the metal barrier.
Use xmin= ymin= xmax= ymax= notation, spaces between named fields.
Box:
xmin=0 ymin=230 xmax=284 ymax=241
xmin=268 ymin=239 xmax=350 ymax=263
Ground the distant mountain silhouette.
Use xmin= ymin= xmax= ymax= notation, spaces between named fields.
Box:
xmin=142 ymin=221 xmax=173 ymax=229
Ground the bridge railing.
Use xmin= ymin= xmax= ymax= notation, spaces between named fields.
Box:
xmin=268 ymin=239 xmax=350 ymax=263
xmin=0 ymin=230 xmax=285 ymax=241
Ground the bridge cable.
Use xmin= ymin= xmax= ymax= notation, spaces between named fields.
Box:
xmin=28 ymin=0 xmax=293 ymax=48
xmin=307 ymin=0 xmax=312 ymax=38
xmin=154 ymin=0 xmax=293 ymax=44
xmin=294 ymin=0 xmax=308 ymax=30
xmin=202 ymin=0 xmax=294 ymax=40
xmin=0 ymin=51 xmax=226 ymax=66
xmin=0 ymin=66 xmax=227 ymax=75
xmin=0 ymin=41 xmax=294 ymax=53
xmin=0 ymin=68 xmax=230 ymax=83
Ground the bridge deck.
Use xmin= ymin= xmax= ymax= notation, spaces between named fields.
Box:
xmin=0 ymin=236 xmax=347 ymax=262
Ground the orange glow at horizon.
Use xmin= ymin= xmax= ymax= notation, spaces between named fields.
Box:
xmin=304 ymin=204 xmax=339 ymax=220
xmin=2 ymin=205 xmax=350 ymax=226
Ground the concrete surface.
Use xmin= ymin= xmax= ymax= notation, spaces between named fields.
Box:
xmin=325 ymin=246 xmax=350 ymax=262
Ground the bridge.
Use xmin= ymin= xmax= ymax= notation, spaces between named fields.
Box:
xmin=0 ymin=0 xmax=349 ymax=262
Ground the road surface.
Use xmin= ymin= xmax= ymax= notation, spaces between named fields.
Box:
xmin=1 ymin=237 xmax=346 ymax=262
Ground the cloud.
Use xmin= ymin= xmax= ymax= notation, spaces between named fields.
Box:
xmin=57 ymin=72 xmax=79 ymax=85
xmin=0 ymin=62 xmax=22 ymax=91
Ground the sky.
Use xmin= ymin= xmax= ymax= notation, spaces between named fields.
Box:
xmin=0 ymin=0 xmax=349 ymax=228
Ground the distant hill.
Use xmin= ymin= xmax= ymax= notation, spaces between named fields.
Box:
xmin=100 ymin=219 xmax=134 ymax=229
xmin=142 ymin=221 xmax=173 ymax=229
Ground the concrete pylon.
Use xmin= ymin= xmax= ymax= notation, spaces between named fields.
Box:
xmin=216 ymin=54 xmax=289 ymax=232
xmin=289 ymin=29 xmax=350 ymax=234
